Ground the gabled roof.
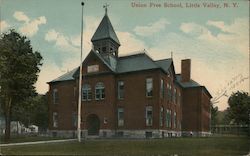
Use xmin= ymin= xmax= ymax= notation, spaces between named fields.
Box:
xmin=154 ymin=58 xmax=172 ymax=73
xmin=176 ymin=74 xmax=212 ymax=98
xmin=48 ymin=67 xmax=78 ymax=84
xmin=91 ymin=14 xmax=120 ymax=45
xmin=116 ymin=53 xmax=159 ymax=73
xmin=48 ymin=51 xmax=174 ymax=83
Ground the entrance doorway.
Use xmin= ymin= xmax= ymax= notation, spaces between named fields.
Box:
xmin=86 ymin=114 xmax=100 ymax=135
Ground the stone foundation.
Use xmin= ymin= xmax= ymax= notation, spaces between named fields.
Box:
xmin=48 ymin=129 xmax=182 ymax=139
xmin=182 ymin=131 xmax=211 ymax=137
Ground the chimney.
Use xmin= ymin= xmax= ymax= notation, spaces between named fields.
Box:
xmin=181 ymin=59 xmax=191 ymax=82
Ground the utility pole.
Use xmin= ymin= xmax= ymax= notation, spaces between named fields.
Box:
xmin=77 ymin=1 xmax=84 ymax=142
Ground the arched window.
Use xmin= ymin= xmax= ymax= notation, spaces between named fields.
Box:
xmin=95 ymin=82 xmax=105 ymax=100
xmin=82 ymin=84 xmax=92 ymax=101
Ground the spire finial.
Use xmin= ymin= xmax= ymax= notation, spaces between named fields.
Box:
xmin=103 ymin=3 xmax=109 ymax=15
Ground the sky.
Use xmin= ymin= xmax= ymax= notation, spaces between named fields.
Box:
xmin=0 ymin=0 xmax=249 ymax=110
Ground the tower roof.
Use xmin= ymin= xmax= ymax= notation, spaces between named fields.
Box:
xmin=91 ymin=14 xmax=120 ymax=45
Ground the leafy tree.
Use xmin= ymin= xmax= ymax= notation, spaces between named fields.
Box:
xmin=0 ymin=30 xmax=42 ymax=141
xmin=12 ymin=94 xmax=48 ymax=131
xmin=227 ymin=91 xmax=250 ymax=125
xmin=211 ymin=104 xmax=218 ymax=126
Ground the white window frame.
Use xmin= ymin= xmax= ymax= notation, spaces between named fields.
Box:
xmin=82 ymin=84 xmax=92 ymax=101
xmin=95 ymin=82 xmax=105 ymax=100
xmin=160 ymin=106 xmax=164 ymax=127
xmin=53 ymin=89 xmax=58 ymax=104
xmin=53 ymin=112 xmax=58 ymax=128
xmin=117 ymin=108 xmax=124 ymax=127
xmin=146 ymin=78 xmax=153 ymax=97
xmin=146 ymin=106 xmax=153 ymax=126
xmin=118 ymin=81 xmax=124 ymax=99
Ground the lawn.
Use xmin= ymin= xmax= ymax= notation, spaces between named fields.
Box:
xmin=1 ymin=136 xmax=249 ymax=156
xmin=0 ymin=135 xmax=63 ymax=144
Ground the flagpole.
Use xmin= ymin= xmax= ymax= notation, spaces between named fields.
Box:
xmin=77 ymin=1 xmax=84 ymax=143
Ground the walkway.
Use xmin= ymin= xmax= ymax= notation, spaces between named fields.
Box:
xmin=0 ymin=138 xmax=77 ymax=147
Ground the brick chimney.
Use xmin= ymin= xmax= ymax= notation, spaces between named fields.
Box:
xmin=181 ymin=59 xmax=191 ymax=82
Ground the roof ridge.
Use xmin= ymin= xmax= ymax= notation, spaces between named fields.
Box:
xmin=119 ymin=52 xmax=146 ymax=59
xmin=154 ymin=58 xmax=172 ymax=62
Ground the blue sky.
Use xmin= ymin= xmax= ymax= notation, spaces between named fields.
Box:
xmin=1 ymin=0 xmax=249 ymax=110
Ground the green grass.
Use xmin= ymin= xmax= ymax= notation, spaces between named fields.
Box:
xmin=1 ymin=137 xmax=249 ymax=156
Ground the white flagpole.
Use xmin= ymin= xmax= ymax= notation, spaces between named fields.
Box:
xmin=77 ymin=1 xmax=84 ymax=143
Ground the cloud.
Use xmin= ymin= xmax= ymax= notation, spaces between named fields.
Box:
xmin=13 ymin=11 xmax=30 ymax=23
xmin=207 ymin=18 xmax=249 ymax=54
xmin=134 ymin=18 xmax=170 ymax=36
xmin=180 ymin=18 xmax=249 ymax=56
xmin=180 ymin=22 xmax=216 ymax=41
xmin=117 ymin=31 xmax=147 ymax=55
xmin=0 ymin=20 xmax=10 ymax=32
xmin=13 ymin=11 xmax=46 ymax=37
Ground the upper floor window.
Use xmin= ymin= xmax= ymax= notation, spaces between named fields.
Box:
xmin=82 ymin=84 xmax=92 ymax=101
xmin=52 ymin=112 xmax=58 ymax=128
xmin=117 ymin=108 xmax=124 ymax=127
xmin=167 ymin=83 xmax=172 ymax=101
xmin=118 ymin=81 xmax=124 ymax=99
xmin=87 ymin=65 xmax=99 ymax=73
xmin=53 ymin=89 xmax=59 ymax=104
xmin=146 ymin=78 xmax=153 ymax=97
xmin=178 ymin=91 xmax=181 ymax=105
xmin=160 ymin=79 xmax=164 ymax=98
xmin=95 ymin=82 xmax=105 ymax=100
xmin=160 ymin=106 xmax=164 ymax=127
xmin=146 ymin=106 xmax=153 ymax=126
xmin=173 ymin=88 xmax=177 ymax=103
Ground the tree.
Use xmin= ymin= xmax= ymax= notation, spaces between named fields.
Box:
xmin=0 ymin=30 xmax=42 ymax=141
xmin=211 ymin=104 xmax=218 ymax=126
xmin=12 ymin=94 xmax=48 ymax=131
xmin=227 ymin=91 xmax=250 ymax=125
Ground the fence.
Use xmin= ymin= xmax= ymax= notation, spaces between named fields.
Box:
xmin=211 ymin=125 xmax=249 ymax=136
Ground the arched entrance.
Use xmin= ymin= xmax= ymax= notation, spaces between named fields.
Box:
xmin=86 ymin=114 xmax=100 ymax=135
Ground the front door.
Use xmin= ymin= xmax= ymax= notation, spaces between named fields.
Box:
xmin=86 ymin=114 xmax=100 ymax=135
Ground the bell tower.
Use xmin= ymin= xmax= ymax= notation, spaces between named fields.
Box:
xmin=91 ymin=4 xmax=120 ymax=58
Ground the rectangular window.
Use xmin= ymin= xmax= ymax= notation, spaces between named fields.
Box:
xmin=160 ymin=107 xmax=164 ymax=127
xmin=174 ymin=112 xmax=177 ymax=129
xmin=53 ymin=112 xmax=58 ymax=128
xmin=146 ymin=106 xmax=153 ymax=126
xmin=72 ymin=112 xmax=77 ymax=127
xmin=146 ymin=78 xmax=153 ymax=97
xmin=95 ymin=88 xmax=105 ymax=100
xmin=173 ymin=88 xmax=177 ymax=103
xmin=118 ymin=108 xmax=124 ymax=127
xmin=82 ymin=86 xmax=92 ymax=101
xmin=178 ymin=92 xmax=181 ymax=105
xmin=53 ymin=89 xmax=59 ymax=104
xmin=87 ymin=65 xmax=99 ymax=73
xmin=166 ymin=109 xmax=171 ymax=128
xmin=118 ymin=81 xmax=124 ymax=99
xmin=95 ymin=83 xmax=105 ymax=100
xmin=160 ymin=79 xmax=164 ymax=98
xmin=167 ymin=83 xmax=172 ymax=101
